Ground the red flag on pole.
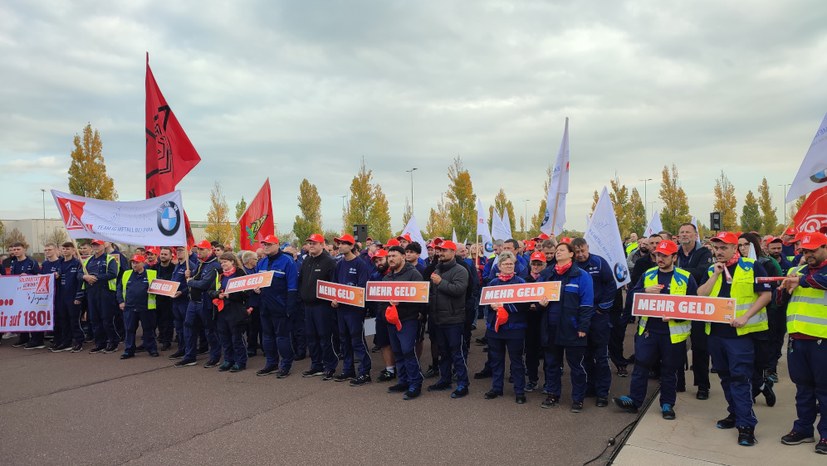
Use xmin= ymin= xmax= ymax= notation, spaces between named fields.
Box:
xmin=793 ymin=185 xmax=827 ymax=233
xmin=145 ymin=53 xmax=200 ymax=247
xmin=238 ymin=179 xmax=275 ymax=251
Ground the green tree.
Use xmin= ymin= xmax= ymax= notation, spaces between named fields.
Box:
xmin=629 ymin=188 xmax=646 ymax=237
xmin=233 ymin=196 xmax=247 ymax=250
xmin=369 ymin=185 xmax=392 ymax=241
xmin=740 ymin=190 xmax=762 ymax=233
xmin=293 ymin=179 xmax=322 ymax=242
xmin=713 ymin=171 xmax=738 ymax=230
xmin=757 ymin=178 xmax=777 ymax=235
xmin=788 ymin=195 xmax=807 ymax=224
xmin=658 ymin=164 xmax=691 ymax=234
xmin=609 ymin=178 xmax=632 ymax=237
xmin=205 ymin=181 xmax=232 ymax=244
xmin=529 ymin=167 xmax=552 ymax=236
xmin=67 ymin=123 xmax=117 ymax=200
xmin=444 ymin=158 xmax=476 ymax=243
xmin=490 ymin=189 xmax=515 ymax=235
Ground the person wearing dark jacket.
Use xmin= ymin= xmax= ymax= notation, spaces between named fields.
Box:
xmin=79 ymin=239 xmax=119 ymax=354
xmin=298 ymin=233 xmax=338 ymax=380
xmin=426 ymin=241 xmax=470 ymax=398
xmin=331 ymin=234 xmax=372 ymax=385
xmin=116 ymin=254 xmax=158 ymax=359
xmin=54 ymin=242 xmax=84 ymax=352
xmin=383 ymin=246 xmax=425 ymax=400
xmin=240 ymin=251 xmax=262 ymax=357
xmin=677 ymin=223 xmax=714 ymax=400
xmin=152 ymin=247 xmax=176 ymax=351
xmin=254 ymin=235 xmax=299 ymax=378
xmin=168 ymin=246 xmax=191 ymax=360
xmin=539 ymin=242 xmax=595 ymax=413
xmin=521 ymin=251 xmax=548 ymax=392
xmin=483 ymin=251 xmax=530 ymax=404
xmin=210 ymin=253 xmax=250 ymax=372
xmin=176 ymin=240 xmax=222 ymax=368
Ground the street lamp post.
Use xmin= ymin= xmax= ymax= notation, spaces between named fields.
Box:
xmin=41 ymin=189 xmax=46 ymax=248
xmin=406 ymin=168 xmax=418 ymax=216
xmin=779 ymin=184 xmax=790 ymax=224
xmin=639 ymin=178 xmax=653 ymax=221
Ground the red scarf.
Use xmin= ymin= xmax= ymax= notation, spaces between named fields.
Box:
xmin=222 ymin=267 xmax=236 ymax=277
xmin=497 ymin=273 xmax=514 ymax=282
xmin=725 ymin=252 xmax=740 ymax=268
xmin=555 ymin=262 xmax=572 ymax=276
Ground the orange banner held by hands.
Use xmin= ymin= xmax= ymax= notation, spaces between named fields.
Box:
xmin=148 ymin=279 xmax=179 ymax=297
xmin=316 ymin=280 xmax=366 ymax=307
xmin=631 ymin=293 xmax=736 ymax=323
xmin=365 ymin=281 xmax=430 ymax=303
xmin=479 ymin=281 xmax=561 ymax=306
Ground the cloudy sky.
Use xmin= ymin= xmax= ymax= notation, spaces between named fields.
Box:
xmin=2 ymin=0 xmax=825 ymax=237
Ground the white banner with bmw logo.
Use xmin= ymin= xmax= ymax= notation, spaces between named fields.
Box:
xmin=51 ymin=189 xmax=187 ymax=246
xmin=585 ymin=187 xmax=631 ymax=288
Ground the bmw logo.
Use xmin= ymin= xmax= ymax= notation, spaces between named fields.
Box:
xmin=484 ymin=241 xmax=494 ymax=253
xmin=157 ymin=201 xmax=181 ymax=236
xmin=542 ymin=209 xmax=550 ymax=225
xmin=613 ymin=262 xmax=628 ymax=282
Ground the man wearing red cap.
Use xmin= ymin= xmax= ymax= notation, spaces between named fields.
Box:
xmin=779 ymin=232 xmax=827 ymax=454
xmin=332 ymin=234 xmax=373 ymax=385
xmin=782 ymin=227 xmax=799 ymax=263
xmin=368 ymin=249 xmax=398 ymax=382
xmin=298 ymin=233 xmax=338 ymax=380
xmin=254 ymin=234 xmax=298 ymax=377
xmin=615 ymin=240 xmax=697 ymax=420
xmin=175 ymin=240 xmax=223 ymax=368
xmin=697 ymin=231 xmax=773 ymax=446
xmin=168 ymin=246 xmax=191 ymax=359
xmin=522 ymin=250 xmax=548 ymax=391
xmin=116 ymin=254 xmax=158 ymax=359
xmin=80 ymin=239 xmax=121 ymax=354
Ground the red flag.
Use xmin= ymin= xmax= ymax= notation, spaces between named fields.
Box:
xmin=238 ymin=179 xmax=275 ymax=251
xmin=793 ymin=185 xmax=827 ymax=233
xmin=145 ymin=54 xmax=201 ymax=199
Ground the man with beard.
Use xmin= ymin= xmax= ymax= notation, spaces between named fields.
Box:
xmin=151 ymin=247 xmax=176 ymax=351
xmin=299 ymin=234 xmax=338 ymax=380
xmin=175 ymin=240 xmax=222 ymax=368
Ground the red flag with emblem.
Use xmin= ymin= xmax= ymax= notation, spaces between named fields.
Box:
xmin=793 ymin=185 xmax=827 ymax=233
xmin=145 ymin=53 xmax=200 ymax=248
xmin=238 ymin=179 xmax=275 ymax=251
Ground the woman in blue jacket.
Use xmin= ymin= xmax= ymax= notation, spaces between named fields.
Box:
xmin=483 ymin=251 xmax=530 ymax=404
xmin=210 ymin=253 xmax=251 ymax=373
xmin=539 ymin=242 xmax=595 ymax=412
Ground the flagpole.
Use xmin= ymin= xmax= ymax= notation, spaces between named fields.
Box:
xmin=550 ymin=192 xmax=560 ymax=237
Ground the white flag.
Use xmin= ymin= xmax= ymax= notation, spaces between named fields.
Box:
xmin=401 ymin=215 xmax=429 ymax=260
xmin=451 ymin=228 xmax=457 ymax=243
xmin=492 ymin=210 xmax=511 ymax=241
xmin=643 ymin=210 xmax=663 ymax=237
xmin=540 ymin=117 xmax=570 ymax=235
xmin=585 ymin=187 xmax=631 ymax=288
xmin=787 ymin=113 xmax=827 ymax=202
xmin=476 ymin=199 xmax=495 ymax=257
xmin=52 ymin=189 xmax=187 ymax=246
xmin=501 ymin=210 xmax=513 ymax=238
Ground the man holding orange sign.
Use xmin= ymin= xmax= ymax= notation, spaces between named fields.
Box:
xmin=331 ymin=234 xmax=372 ymax=386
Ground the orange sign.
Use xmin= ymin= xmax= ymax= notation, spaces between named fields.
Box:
xmin=316 ymin=280 xmax=366 ymax=307
xmin=631 ymin=293 xmax=736 ymax=323
xmin=225 ymin=271 xmax=274 ymax=294
xmin=365 ymin=281 xmax=430 ymax=303
xmin=479 ymin=281 xmax=561 ymax=305
xmin=148 ymin=279 xmax=180 ymax=297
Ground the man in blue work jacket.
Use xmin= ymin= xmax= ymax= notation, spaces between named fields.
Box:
xmin=175 ymin=240 xmax=222 ymax=368
xmin=117 ymin=254 xmax=159 ymax=359
xmin=255 ymin=234 xmax=298 ymax=378
xmin=80 ymin=239 xmax=120 ymax=354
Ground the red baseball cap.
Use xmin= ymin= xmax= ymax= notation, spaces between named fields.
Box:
xmin=385 ymin=238 xmax=400 ymax=247
xmin=305 ymin=233 xmax=324 ymax=244
xmin=432 ymin=237 xmax=444 ymax=245
xmin=195 ymin=240 xmax=212 ymax=249
xmin=90 ymin=239 xmax=105 ymax=246
xmin=130 ymin=254 xmax=146 ymax=263
xmin=334 ymin=234 xmax=355 ymax=245
xmin=529 ymin=251 xmax=546 ymax=262
xmin=533 ymin=233 xmax=550 ymax=241
xmin=259 ymin=234 xmax=279 ymax=244
xmin=710 ymin=231 xmax=738 ymax=245
xmin=436 ymin=240 xmax=457 ymax=251
xmin=654 ymin=240 xmax=679 ymax=255
xmin=559 ymin=237 xmax=571 ymax=244
xmin=784 ymin=227 xmax=798 ymax=236
xmin=372 ymin=249 xmax=388 ymax=259
xmin=524 ymin=240 xmax=536 ymax=251
xmin=800 ymin=232 xmax=827 ymax=250
xmin=397 ymin=233 xmax=412 ymax=242
xmin=766 ymin=236 xmax=783 ymax=244
xmin=145 ymin=247 xmax=160 ymax=256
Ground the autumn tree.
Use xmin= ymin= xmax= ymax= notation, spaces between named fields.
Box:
xmin=788 ymin=195 xmax=807 ymax=223
xmin=401 ymin=198 xmax=413 ymax=227
xmin=490 ymin=189 xmax=516 ymax=234
xmin=369 ymin=185 xmax=392 ymax=241
xmin=343 ymin=159 xmax=391 ymax=240
xmin=591 ymin=190 xmax=599 ymax=213
xmin=205 ymin=181 xmax=232 ymax=244
xmin=629 ymin=188 xmax=647 ymax=237
xmin=609 ymin=178 xmax=633 ymax=237
xmin=740 ymin=190 xmax=762 ymax=233
xmin=756 ymin=178 xmax=778 ymax=234
xmin=658 ymin=164 xmax=691 ymax=233
xmin=444 ymin=158 xmax=476 ymax=243
xmin=4 ymin=227 xmax=27 ymax=248
xmin=233 ymin=196 xmax=247 ymax=250
xmin=713 ymin=171 xmax=738 ymax=230
xmin=529 ymin=167 xmax=552 ymax=236
xmin=67 ymin=123 xmax=117 ymax=200
xmin=45 ymin=227 xmax=68 ymax=246
xmin=0 ymin=221 xmax=5 ymax=245
xmin=293 ymin=179 xmax=322 ymax=242
xmin=426 ymin=198 xmax=452 ymax=239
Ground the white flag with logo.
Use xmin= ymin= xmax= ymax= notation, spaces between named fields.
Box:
xmin=476 ymin=199 xmax=495 ymax=257
xmin=492 ymin=210 xmax=511 ymax=241
xmin=643 ymin=210 xmax=663 ymax=237
xmin=540 ymin=117 xmax=570 ymax=235
xmin=787 ymin=112 xmax=827 ymax=202
xmin=401 ymin=215 xmax=429 ymax=260
xmin=585 ymin=187 xmax=630 ymax=288
xmin=52 ymin=189 xmax=186 ymax=246
xmin=501 ymin=210 xmax=513 ymax=238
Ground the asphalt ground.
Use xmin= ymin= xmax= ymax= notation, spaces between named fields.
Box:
xmin=0 ymin=323 xmax=643 ymax=466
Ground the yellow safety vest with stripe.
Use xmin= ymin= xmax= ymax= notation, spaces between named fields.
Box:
xmin=786 ymin=265 xmax=827 ymax=339
xmin=626 ymin=242 xmax=638 ymax=256
xmin=121 ymin=269 xmax=157 ymax=310
xmin=80 ymin=254 xmax=119 ymax=291
xmin=704 ymin=257 xmax=768 ymax=336
xmin=639 ymin=267 xmax=692 ymax=343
